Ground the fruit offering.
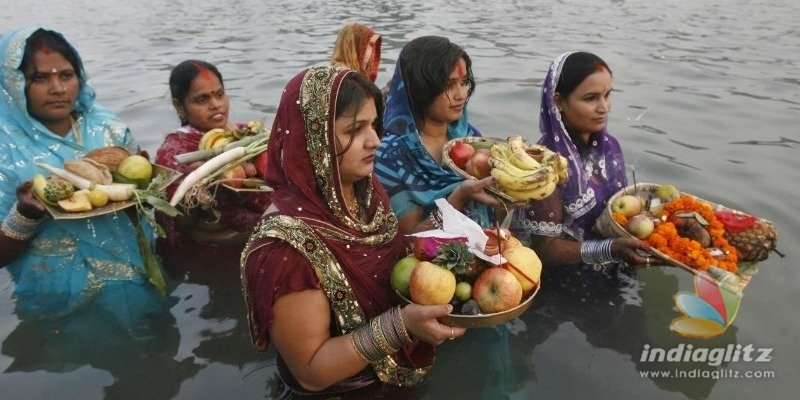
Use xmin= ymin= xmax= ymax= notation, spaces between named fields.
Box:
xmin=33 ymin=151 xmax=166 ymax=214
xmin=488 ymin=135 xmax=569 ymax=202
xmin=605 ymin=183 xmax=778 ymax=274
xmin=198 ymin=120 xmax=265 ymax=151
xmin=392 ymin=229 xmax=542 ymax=317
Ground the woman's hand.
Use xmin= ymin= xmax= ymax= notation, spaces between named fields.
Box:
xmin=16 ymin=181 xmax=46 ymax=220
xmin=448 ymin=176 xmax=500 ymax=210
xmin=400 ymin=303 xmax=466 ymax=345
xmin=611 ymin=237 xmax=657 ymax=268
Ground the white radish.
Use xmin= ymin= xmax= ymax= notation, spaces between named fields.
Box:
xmin=169 ymin=146 xmax=248 ymax=206
xmin=35 ymin=162 xmax=136 ymax=201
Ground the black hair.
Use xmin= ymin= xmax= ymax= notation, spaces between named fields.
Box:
xmin=169 ymin=60 xmax=224 ymax=125
xmin=334 ymin=71 xmax=384 ymax=156
xmin=556 ymin=52 xmax=612 ymax=99
xmin=398 ymin=36 xmax=475 ymax=126
xmin=20 ymin=29 xmax=84 ymax=85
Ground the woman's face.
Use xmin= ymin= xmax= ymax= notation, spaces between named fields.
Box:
xmin=333 ymin=98 xmax=381 ymax=185
xmin=174 ymin=72 xmax=229 ymax=132
xmin=424 ymin=58 xmax=469 ymax=125
xmin=24 ymin=50 xmax=80 ymax=133
xmin=556 ymin=68 xmax=613 ymax=137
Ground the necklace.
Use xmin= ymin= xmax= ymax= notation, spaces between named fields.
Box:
xmin=345 ymin=191 xmax=363 ymax=220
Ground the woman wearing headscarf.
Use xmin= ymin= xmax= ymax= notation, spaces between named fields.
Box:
xmin=511 ymin=51 xmax=649 ymax=268
xmin=154 ymin=60 xmax=269 ymax=268
xmin=331 ymin=23 xmax=382 ymax=83
xmin=0 ymin=27 xmax=168 ymax=324
xmin=241 ymin=66 xmax=464 ymax=398
xmin=375 ymin=36 xmax=499 ymax=234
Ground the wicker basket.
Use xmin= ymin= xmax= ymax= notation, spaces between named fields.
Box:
xmin=594 ymin=183 xmax=772 ymax=289
xmin=441 ymin=137 xmax=517 ymax=203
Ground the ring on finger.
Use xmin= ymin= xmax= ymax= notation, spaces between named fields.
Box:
xmin=449 ymin=326 xmax=455 ymax=340
xmin=646 ymin=257 xmax=651 ymax=266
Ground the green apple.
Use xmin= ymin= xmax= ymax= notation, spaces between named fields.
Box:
xmin=611 ymin=194 xmax=643 ymax=217
xmin=455 ymin=281 xmax=472 ymax=302
xmin=391 ymin=256 xmax=419 ymax=297
xmin=655 ymin=184 xmax=680 ymax=202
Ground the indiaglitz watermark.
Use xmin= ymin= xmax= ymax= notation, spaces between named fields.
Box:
xmin=640 ymin=368 xmax=775 ymax=380
xmin=640 ymin=344 xmax=773 ymax=367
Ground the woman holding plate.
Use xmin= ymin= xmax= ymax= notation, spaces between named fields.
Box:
xmin=0 ymin=27 xmax=168 ymax=325
xmin=154 ymin=59 xmax=270 ymax=268
xmin=375 ymin=36 xmax=500 ymax=234
xmin=241 ymin=66 xmax=463 ymax=398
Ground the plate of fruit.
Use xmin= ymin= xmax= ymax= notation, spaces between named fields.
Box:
xmin=391 ymin=227 xmax=541 ymax=328
xmin=594 ymin=183 xmax=779 ymax=289
xmin=442 ymin=135 xmax=570 ymax=204
xmin=33 ymin=147 xmax=181 ymax=220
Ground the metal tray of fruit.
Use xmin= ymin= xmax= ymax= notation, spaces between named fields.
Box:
xmin=594 ymin=183 xmax=778 ymax=289
xmin=441 ymin=137 xmax=517 ymax=204
xmin=43 ymin=165 xmax=181 ymax=220
xmin=395 ymin=285 xmax=539 ymax=329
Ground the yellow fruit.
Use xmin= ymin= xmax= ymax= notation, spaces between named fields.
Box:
xmin=117 ymin=155 xmax=153 ymax=181
xmin=57 ymin=192 xmax=93 ymax=212
xmin=87 ymin=188 xmax=109 ymax=207
xmin=32 ymin=173 xmax=48 ymax=200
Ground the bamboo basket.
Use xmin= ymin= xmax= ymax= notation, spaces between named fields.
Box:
xmin=441 ymin=137 xmax=517 ymax=203
xmin=594 ymin=183 xmax=769 ymax=289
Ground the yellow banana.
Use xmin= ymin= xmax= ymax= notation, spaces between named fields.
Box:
xmin=492 ymin=166 xmax=553 ymax=192
xmin=507 ymin=135 xmax=541 ymax=170
xmin=490 ymin=153 xmax=546 ymax=179
xmin=554 ymin=154 xmax=569 ymax=184
xmin=503 ymin=171 xmax=558 ymax=201
xmin=199 ymin=128 xmax=227 ymax=150
xmin=32 ymin=173 xmax=48 ymax=201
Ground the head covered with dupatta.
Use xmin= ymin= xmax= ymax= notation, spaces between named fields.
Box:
xmin=331 ymin=23 xmax=382 ymax=83
xmin=536 ymin=51 xmax=627 ymax=239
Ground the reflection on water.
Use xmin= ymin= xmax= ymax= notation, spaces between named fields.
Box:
xmin=2 ymin=0 xmax=799 ymax=399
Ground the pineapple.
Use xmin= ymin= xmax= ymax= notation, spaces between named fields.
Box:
xmin=432 ymin=242 xmax=486 ymax=283
xmin=724 ymin=219 xmax=777 ymax=262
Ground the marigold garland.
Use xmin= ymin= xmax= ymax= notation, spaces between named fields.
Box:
xmin=645 ymin=195 xmax=738 ymax=272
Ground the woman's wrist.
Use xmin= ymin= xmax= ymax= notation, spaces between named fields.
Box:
xmin=2 ymin=202 xmax=44 ymax=241
xmin=350 ymin=306 xmax=412 ymax=363
xmin=580 ymin=238 xmax=620 ymax=264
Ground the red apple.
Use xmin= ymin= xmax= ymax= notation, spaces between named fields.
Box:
xmin=221 ymin=165 xmax=247 ymax=188
xmin=626 ymin=214 xmax=655 ymax=239
xmin=610 ymin=194 xmax=643 ymax=217
xmin=253 ymin=151 xmax=269 ymax=179
xmin=409 ymin=261 xmax=456 ymax=305
xmin=465 ymin=149 xmax=492 ymax=179
xmin=472 ymin=267 xmax=523 ymax=313
xmin=449 ymin=141 xmax=476 ymax=169
xmin=501 ymin=245 xmax=541 ymax=295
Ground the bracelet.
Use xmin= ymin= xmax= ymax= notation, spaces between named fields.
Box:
xmin=580 ymin=239 xmax=620 ymax=265
xmin=1 ymin=202 xmax=43 ymax=241
xmin=428 ymin=209 xmax=443 ymax=229
xmin=350 ymin=307 xmax=412 ymax=363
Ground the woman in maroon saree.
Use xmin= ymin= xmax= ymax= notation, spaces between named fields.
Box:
xmin=154 ymin=60 xmax=269 ymax=268
xmin=241 ymin=66 xmax=464 ymax=398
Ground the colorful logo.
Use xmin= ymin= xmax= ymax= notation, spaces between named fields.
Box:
xmin=670 ymin=269 xmax=743 ymax=339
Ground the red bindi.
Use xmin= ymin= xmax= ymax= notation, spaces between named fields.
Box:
xmin=192 ymin=62 xmax=214 ymax=81
xmin=456 ymin=58 xmax=466 ymax=78
xmin=36 ymin=41 xmax=52 ymax=55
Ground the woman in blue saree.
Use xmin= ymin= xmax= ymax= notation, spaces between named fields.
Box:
xmin=0 ymin=27 xmax=168 ymax=329
xmin=375 ymin=36 xmax=499 ymax=234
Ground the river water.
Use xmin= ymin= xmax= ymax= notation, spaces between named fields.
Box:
xmin=2 ymin=0 xmax=798 ymax=399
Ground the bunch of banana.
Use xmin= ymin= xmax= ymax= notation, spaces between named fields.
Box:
xmin=488 ymin=135 xmax=569 ymax=201
xmin=198 ymin=128 xmax=234 ymax=150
